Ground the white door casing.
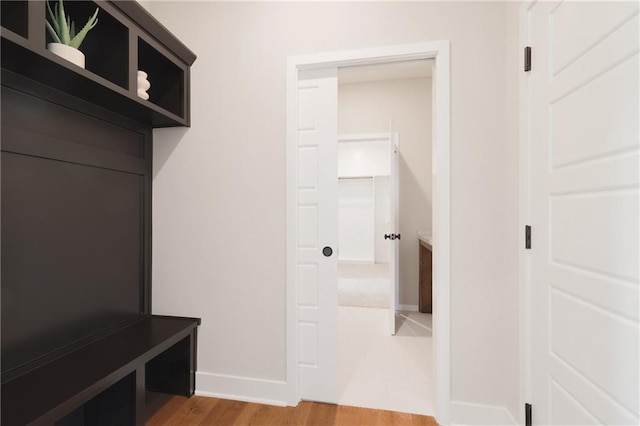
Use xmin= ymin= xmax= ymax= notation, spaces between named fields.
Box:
xmin=389 ymin=131 xmax=400 ymax=335
xmin=296 ymin=68 xmax=338 ymax=403
xmin=287 ymin=42 xmax=450 ymax=424
xmin=524 ymin=2 xmax=639 ymax=424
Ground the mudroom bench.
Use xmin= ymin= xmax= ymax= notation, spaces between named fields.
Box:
xmin=2 ymin=316 xmax=200 ymax=426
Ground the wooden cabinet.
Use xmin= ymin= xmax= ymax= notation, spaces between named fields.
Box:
xmin=1 ymin=0 xmax=196 ymax=127
xmin=419 ymin=239 xmax=433 ymax=313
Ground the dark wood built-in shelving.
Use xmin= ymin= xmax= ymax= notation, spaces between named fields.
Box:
xmin=1 ymin=0 xmax=196 ymax=127
xmin=0 ymin=0 xmax=28 ymax=38
xmin=1 ymin=1 xmax=199 ymax=424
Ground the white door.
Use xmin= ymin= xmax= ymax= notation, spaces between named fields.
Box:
xmin=389 ymin=132 xmax=400 ymax=335
xmin=296 ymin=67 xmax=338 ymax=403
xmin=526 ymin=2 xmax=639 ymax=424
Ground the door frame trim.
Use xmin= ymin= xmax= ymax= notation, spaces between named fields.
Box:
xmin=286 ymin=41 xmax=451 ymax=424
xmin=519 ymin=3 xmax=535 ymax=424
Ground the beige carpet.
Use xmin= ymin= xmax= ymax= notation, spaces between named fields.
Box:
xmin=338 ymin=263 xmax=390 ymax=308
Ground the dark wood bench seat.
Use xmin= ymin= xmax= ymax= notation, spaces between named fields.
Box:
xmin=1 ymin=315 xmax=200 ymax=426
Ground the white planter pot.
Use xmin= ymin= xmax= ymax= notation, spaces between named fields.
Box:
xmin=47 ymin=43 xmax=85 ymax=68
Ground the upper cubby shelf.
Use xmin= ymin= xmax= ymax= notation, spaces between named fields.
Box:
xmin=0 ymin=0 xmax=196 ymax=128
xmin=138 ymin=37 xmax=184 ymax=118
xmin=0 ymin=1 xmax=28 ymax=39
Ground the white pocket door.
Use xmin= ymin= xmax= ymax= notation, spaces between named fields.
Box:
xmin=296 ymin=68 xmax=338 ymax=403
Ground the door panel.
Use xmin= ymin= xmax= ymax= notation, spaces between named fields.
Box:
xmin=389 ymin=132 xmax=399 ymax=335
xmin=296 ymin=68 xmax=338 ymax=403
xmin=550 ymin=1 xmax=638 ymax=75
xmin=550 ymin=381 xmax=600 ymax=426
xmin=550 ymin=192 xmax=638 ymax=280
xmin=527 ymin=1 xmax=639 ymax=424
xmin=550 ymin=52 xmax=638 ymax=168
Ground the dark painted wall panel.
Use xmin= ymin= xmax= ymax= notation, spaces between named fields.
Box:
xmin=1 ymin=88 xmax=148 ymax=375
xmin=2 ymin=87 xmax=143 ymax=158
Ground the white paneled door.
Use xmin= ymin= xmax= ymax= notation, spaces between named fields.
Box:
xmin=526 ymin=2 xmax=639 ymax=424
xmin=296 ymin=68 xmax=338 ymax=403
xmin=389 ymin=132 xmax=400 ymax=335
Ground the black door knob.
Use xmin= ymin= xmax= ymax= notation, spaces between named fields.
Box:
xmin=322 ymin=246 xmax=333 ymax=257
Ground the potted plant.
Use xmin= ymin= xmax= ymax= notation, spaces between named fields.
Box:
xmin=46 ymin=0 xmax=99 ymax=69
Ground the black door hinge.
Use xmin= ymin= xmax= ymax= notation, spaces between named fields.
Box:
xmin=525 ymin=225 xmax=532 ymax=249
xmin=525 ymin=403 xmax=532 ymax=426
xmin=524 ymin=46 xmax=532 ymax=72
xmin=384 ymin=233 xmax=401 ymax=241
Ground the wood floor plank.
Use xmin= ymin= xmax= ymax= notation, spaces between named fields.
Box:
xmin=299 ymin=402 xmax=338 ymax=426
xmin=171 ymin=396 xmax=220 ymax=425
xmin=159 ymin=396 xmax=197 ymax=426
xmin=409 ymin=412 xmax=439 ymax=426
xmin=146 ymin=395 xmax=191 ymax=426
xmin=232 ymin=402 xmax=292 ymax=425
xmin=281 ymin=400 xmax=313 ymax=425
xmin=144 ymin=396 xmax=438 ymax=426
xmin=198 ymin=398 xmax=247 ymax=425
xmin=335 ymin=404 xmax=366 ymax=425
xmin=146 ymin=392 xmax=176 ymax=422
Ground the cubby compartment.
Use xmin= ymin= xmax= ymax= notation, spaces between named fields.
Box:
xmin=55 ymin=373 xmax=135 ymax=426
xmin=1 ymin=1 xmax=28 ymax=38
xmin=138 ymin=38 xmax=184 ymax=117
xmin=146 ymin=335 xmax=192 ymax=396
xmin=45 ymin=1 xmax=128 ymax=89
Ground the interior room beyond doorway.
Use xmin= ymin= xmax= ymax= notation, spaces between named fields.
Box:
xmin=336 ymin=59 xmax=434 ymax=415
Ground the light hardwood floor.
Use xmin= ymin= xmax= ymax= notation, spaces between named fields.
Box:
xmin=146 ymin=393 xmax=438 ymax=425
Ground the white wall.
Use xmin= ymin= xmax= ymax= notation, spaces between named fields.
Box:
xmin=339 ymin=78 xmax=431 ymax=307
xmin=504 ymin=2 xmax=523 ymax=422
xmin=146 ymin=1 xmax=520 ymax=421
xmin=337 ymin=178 xmax=375 ymax=262
xmin=337 ymin=136 xmax=393 ymax=264
xmin=338 ymin=138 xmax=390 ymax=177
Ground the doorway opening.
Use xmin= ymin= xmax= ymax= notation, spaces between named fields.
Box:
xmin=336 ymin=60 xmax=434 ymax=415
xmin=286 ymin=41 xmax=451 ymax=425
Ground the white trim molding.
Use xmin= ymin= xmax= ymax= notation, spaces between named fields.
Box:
xmin=451 ymin=401 xmax=518 ymax=426
xmin=286 ymin=41 xmax=451 ymax=424
xmin=196 ymin=372 xmax=288 ymax=407
xmin=519 ymin=2 xmax=535 ymax=426
xmin=338 ymin=133 xmax=392 ymax=143
xmin=398 ymin=304 xmax=419 ymax=312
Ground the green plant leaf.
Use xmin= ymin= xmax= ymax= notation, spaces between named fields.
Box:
xmin=57 ymin=0 xmax=71 ymax=45
xmin=46 ymin=21 xmax=62 ymax=44
xmin=46 ymin=0 xmax=61 ymax=37
xmin=69 ymin=7 xmax=99 ymax=50
xmin=70 ymin=21 xmax=75 ymax=39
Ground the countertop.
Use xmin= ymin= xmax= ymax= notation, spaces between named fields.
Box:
xmin=417 ymin=231 xmax=432 ymax=248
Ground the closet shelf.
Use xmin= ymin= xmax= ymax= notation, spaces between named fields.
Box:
xmin=338 ymin=174 xmax=390 ymax=180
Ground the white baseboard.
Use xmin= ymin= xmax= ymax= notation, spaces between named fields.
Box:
xmin=398 ymin=304 xmax=419 ymax=311
xmin=195 ymin=371 xmax=288 ymax=407
xmin=451 ymin=401 xmax=518 ymax=426
xmin=505 ymin=408 xmax=518 ymax=425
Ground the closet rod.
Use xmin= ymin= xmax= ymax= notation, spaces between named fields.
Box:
xmin=338 ymin=176 xmax=374 ymax=180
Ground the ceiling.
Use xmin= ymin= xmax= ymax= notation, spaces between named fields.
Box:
xmin=338 ymin=59 xmax=433 ymax=85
